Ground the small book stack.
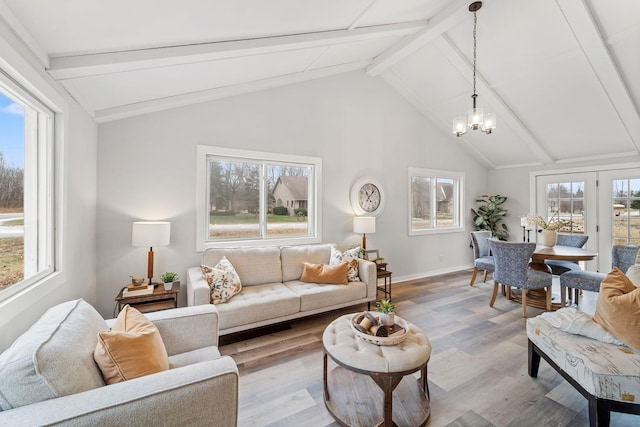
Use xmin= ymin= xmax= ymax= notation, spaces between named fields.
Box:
xmin=123 ymin=284 xmax=153 ymax=297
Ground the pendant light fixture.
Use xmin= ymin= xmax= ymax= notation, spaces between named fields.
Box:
xmin=453 ymin=1 xmax=496 ymax=137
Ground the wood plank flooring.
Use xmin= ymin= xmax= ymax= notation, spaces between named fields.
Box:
xmin=219 ymin=270 xmax=637 ymax=426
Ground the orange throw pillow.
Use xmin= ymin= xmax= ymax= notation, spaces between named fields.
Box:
xmin=592 ymin=267 xmax=640 ymax=352
xmin=300 ymin=262 xmax=348 ymax=285
xmin=94 ymin=305 xmax=169 ymax=384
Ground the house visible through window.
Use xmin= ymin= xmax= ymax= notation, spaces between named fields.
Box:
xmin=408 ymin=167 xmax=464 ymax=235
xmin=196 ymin=146 xmax=322 ymax=249
xmin=0 ymin=76 xmax=55 ymax=299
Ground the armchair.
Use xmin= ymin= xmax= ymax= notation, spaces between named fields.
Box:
xmin=0 ymin=300 xmax=238 ymax=426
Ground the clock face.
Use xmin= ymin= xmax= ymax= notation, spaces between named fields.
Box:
xmin=358 ymin=183 xmax=381 ymax=212
xmin=350 ymin=177 xmax=385 ymax=216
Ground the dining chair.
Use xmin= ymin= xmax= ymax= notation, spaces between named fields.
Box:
xmin=560 ymin=243 xmax=639 ymax=305
xmin=545 ymin=234 xmax=589 ymax=276
xmin=469 ymin=231 xmax=494 ymax=286
xmin=488 ymin=240 xmax=552 ymax=317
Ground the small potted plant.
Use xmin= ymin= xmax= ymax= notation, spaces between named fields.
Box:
xmin=375 ymin=299 xmax=396 ymax=326
xmin=160 ymin=272 xmax=179 ymax=291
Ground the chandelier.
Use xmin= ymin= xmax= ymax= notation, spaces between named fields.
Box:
xmin=453 ymin=1 xmax=496 ymax=137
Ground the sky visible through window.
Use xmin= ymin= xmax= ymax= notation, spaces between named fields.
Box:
xmin=0 ymin=91 xmax=24 ymax=168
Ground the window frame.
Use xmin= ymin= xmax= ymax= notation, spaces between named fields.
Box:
xmin=407 ymin=167 xmax=465 ymax=236
xmin=0 ymin=71 xmax=57 ymax=301
xmin=196 ymin=145 xmax=322 ymax=250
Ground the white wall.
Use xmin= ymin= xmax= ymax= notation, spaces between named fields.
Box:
xmin=96 ymin=71 xmax=488 ymax=317
xmin=0 ymin=27 xmax=98 ymax=351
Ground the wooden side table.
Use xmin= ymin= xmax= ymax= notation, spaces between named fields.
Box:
xmin=376 ymin=262 xmax=393 ymax=300
xmin=114 ymin=282 xmax=179 ymax=316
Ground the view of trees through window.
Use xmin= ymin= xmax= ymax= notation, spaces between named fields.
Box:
xmin=545 ymin=181 xmax=585 ymax=234
xmin=208 ymin=158 xmax=311 ymax=240
xmin=409 ymin=168 xmax=462 ymax=234
xmin=0 ymin=91 xmax=24 ymax=291
xmin=612 ymin=178 xmax=640 ymax=247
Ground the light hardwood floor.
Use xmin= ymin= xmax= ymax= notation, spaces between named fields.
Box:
xmin=219 ymin=270 xmax=637 ymax=426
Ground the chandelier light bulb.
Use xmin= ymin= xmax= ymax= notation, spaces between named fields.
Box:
xmin=453 ymin=117 xmax=467 ymax=136
xmin=468 ymin=107 xmax=483 ymax=130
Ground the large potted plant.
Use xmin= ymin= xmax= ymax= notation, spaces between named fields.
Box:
xmin=471 ymin=194 xmax=509 ymax=241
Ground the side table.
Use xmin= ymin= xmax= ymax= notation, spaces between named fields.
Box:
xmin=114 ymin=282 xmax=179 ymax=316
xmin=376 ymin=262 xmax=393 ymax=300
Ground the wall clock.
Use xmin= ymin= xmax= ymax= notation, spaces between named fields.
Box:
xmin=350 ymin=176 xmax=386 ymax=216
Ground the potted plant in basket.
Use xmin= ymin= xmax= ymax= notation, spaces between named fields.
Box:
xmin=375 ymin=299 xmax=396 ymax=326
xmin=160 ymin=272 xmax=179 ymax=291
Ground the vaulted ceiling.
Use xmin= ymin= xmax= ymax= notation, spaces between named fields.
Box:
xmin=1 ymin=0 xmax=638 ymax=169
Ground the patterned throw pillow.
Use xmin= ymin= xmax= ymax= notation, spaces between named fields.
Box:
xmin=201 ymin=256 xmax=242 ymax=304
xmin=329 ymin=247 xmax=360 ymax=282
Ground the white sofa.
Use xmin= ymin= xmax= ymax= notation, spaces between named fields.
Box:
xmin=186 ymin=243 xmax=377 ymax=335
xmin=0 ymin=300 xmax=238 ymax=427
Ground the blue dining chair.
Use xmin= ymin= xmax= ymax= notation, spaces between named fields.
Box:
xmin=488 ymin=240 xmax=553 ymax=317
xmin=560 ymin=244 xmax=639 ymax=305
xmin=545 ymin=233 xmax=589 ymax=276
xmin=470 ymin=231 xmax=494 ymax=286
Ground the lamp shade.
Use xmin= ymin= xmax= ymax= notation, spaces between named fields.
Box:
xmin=353 ymin=216 xmax=376 ymax=234
xmin=132 ymin=221 xmax=171 ymax=247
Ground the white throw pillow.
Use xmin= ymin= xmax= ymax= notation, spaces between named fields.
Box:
xmin=201 ymin=256 xmax=242 ymax=304
xmin=329 ymin=247 xmax=360 ymax=282
xmin=627 ymin=265 xmax=640 ymax=287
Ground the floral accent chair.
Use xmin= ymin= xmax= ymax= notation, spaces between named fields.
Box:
xmin=469 ymin=231 xmax=494 ymax=286
xmin=560 ymin=244 xmax=639 ymax=305
xmin=488 ymin=240 xmax=552 ymax=317
xmin=545 ymin=233 xmax=589 ymax=276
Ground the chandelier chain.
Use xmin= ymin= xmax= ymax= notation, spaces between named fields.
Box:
xmin=472 ymin=11 xmax=477 ymax=99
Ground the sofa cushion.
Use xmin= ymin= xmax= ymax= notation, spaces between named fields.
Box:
xmin=330 ymin=247 xmax=361 ymax=282
xmin=300 ymin=262 xmax=348 ymax=285
xmin=94 ymin=305 xmax=169 ymax=384
xmin=0 ymin=299 xmax=108 ymax=410
xmin=281 ymin=243 xmax=333 ymax=282
xmin=202 ymin=256 xmax=242 ymax=303
xmin=628 ymin=265 xmax=640 ymax=286
xmin=214 ymin=283 xmax=300 ymax=330
xmin=202 ymin=246 xmax=282 ymax=286
xmin=592 ymin=267 xmax=640 ymax=352
xmin=285 ymin=280 xmax=367 ymax=311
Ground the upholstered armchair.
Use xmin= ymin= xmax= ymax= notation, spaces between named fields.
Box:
xmin=560 ymin=244 xmax=639 ymax=304
xmin=545 ymin=233 xmax=589 ymax=276
xmin=470 ymin=231 xmax=495 ymax=286
xmin=0 ymin=300 xmax=239 ymax=426
xmin=488 ymin=240 xmax=553 ymax=317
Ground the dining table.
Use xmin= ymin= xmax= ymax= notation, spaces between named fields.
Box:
xmin=511 ymin=244 xmax=598 ymax=310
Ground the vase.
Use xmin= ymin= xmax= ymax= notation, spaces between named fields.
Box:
xmin=163 ymin=281 xmax=173 ymax=291
xmin=541 ymin=229 xmax=558 ymax=247
xmin=378 ymin=312 xmax=395 ymax=326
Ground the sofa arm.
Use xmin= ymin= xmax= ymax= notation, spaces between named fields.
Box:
xmin=187 ymin=266 xmax=212 ymax=306
xmin=0 ymin=356 xmax=239 ymax=427
xmin=357 ymin=258 xmax=377 ymax=300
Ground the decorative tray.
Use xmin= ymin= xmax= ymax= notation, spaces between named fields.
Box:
xmin=350 ymin=313 xmax=409 ymax=346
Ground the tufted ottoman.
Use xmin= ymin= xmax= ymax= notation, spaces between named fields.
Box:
xmin=322 ymin=314 xmax=431 ymax=427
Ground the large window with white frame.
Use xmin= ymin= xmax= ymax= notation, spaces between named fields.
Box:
xmin=0 ymin=73 xmax=55 ymax=299
xmin=196 ymin=145 xmax=322 ymax=250
xmin=408 ymin=167 xmax=464 ymax=235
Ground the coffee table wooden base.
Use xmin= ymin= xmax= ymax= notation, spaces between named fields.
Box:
xmin=324 ymin=357 xmax=430 ymax=427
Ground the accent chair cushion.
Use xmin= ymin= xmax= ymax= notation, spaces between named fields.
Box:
xmin=0 ymin=299 xmax=108 ymax=410
xmin=592 ymin=267 xmax=640 ymax=352
xmin=330 ymin=247 xmax=360 ymax=282
xmin=300 ymin=262 xmax=348 ymax=285
xmin=202 ymin=256 xmax=242 ymax=304
xmin=94 ymin=305 xmax=169 ymax=385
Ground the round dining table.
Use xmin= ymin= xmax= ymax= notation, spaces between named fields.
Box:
xmin=513 ymin=245 xmax=598 ymax=310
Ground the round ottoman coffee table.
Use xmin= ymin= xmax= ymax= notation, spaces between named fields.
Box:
xmin=323 ymin=313 xmax=431 ymax=427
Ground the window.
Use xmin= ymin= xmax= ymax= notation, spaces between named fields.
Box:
xmin=408 ymin=167 xmax=464 ymax=235
xmin=196 ymin=146 xmax=322 ymax=250
xmin=0 ymin=75 xmax=55 ymax=298
xmin=612 ymin=177 xmax=640 ymax=247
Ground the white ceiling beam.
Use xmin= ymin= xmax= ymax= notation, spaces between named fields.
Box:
xmin=48 ymin=22 xmax=424 ymax=81
xmin=347 ymin=0 xmax=378 ymax=30
xmin=366 ymin=0 xmax=479 ymax=76
xmin=556 ymin=0 xmax=640 ymax=153
xmin=91 ymin=61 xmax=369 ymax=123
xmin=434 ymin=35 xmax=555 ymax=165
xmin=0 ymin=0 xmax=49 ymax=68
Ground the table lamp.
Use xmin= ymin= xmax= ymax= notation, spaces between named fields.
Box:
xmin=353 ymin=216 xmax=375 ymax=250
xmin=132 ymin=221 xmax=171 ymax=286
